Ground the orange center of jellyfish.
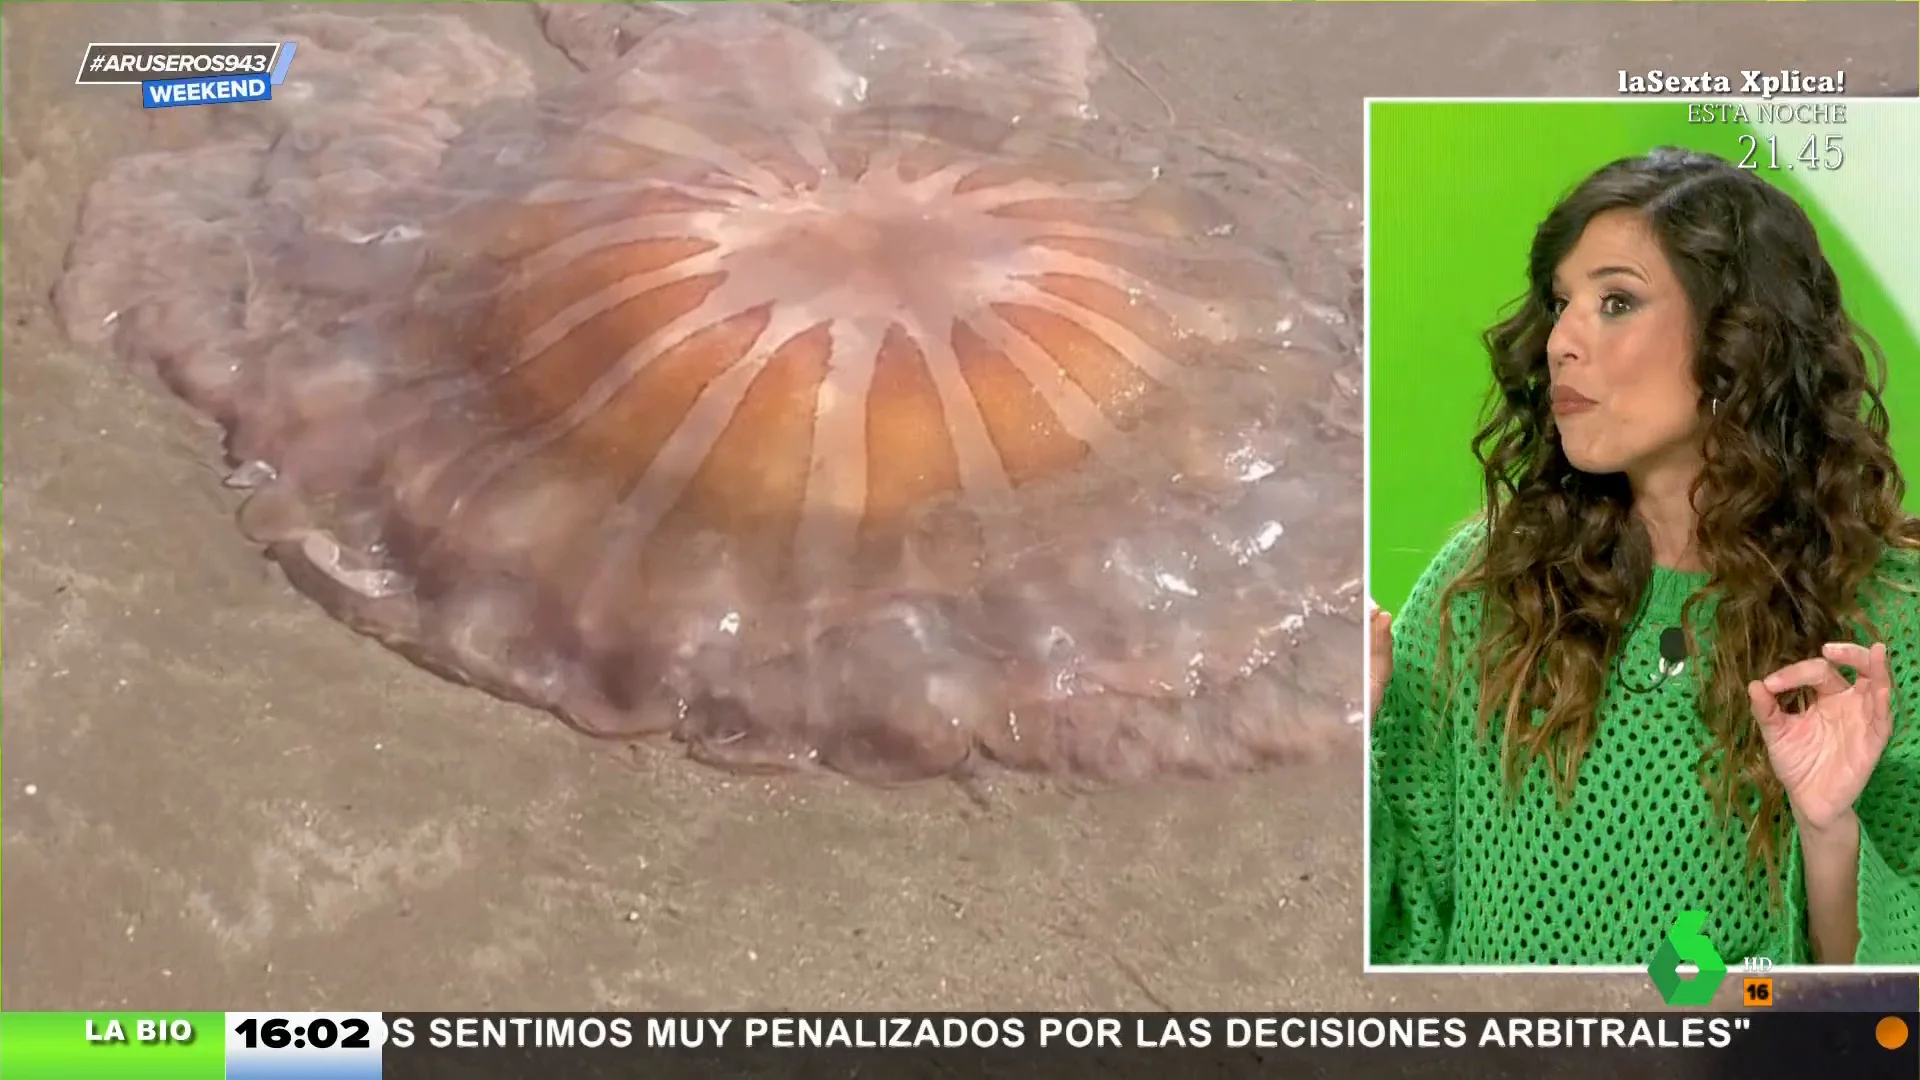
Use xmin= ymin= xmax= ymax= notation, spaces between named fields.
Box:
xmin=464 ymin=112 xmax=1209 ymax=589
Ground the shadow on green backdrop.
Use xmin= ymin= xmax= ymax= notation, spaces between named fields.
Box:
xmin=1366 ymin=99 xmax=1919 ymax=610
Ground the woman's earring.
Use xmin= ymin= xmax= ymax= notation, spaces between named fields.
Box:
xmin=1710 ymin=398 xmax=1720 ymax=416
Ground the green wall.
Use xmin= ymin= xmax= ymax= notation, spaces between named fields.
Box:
xmin=1367 ymin=99 xmax=1920 ymax=610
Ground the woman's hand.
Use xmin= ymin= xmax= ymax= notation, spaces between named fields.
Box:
xmin=1369 ymin=602 xmax=1394 ymax=719
xmin=1748 ymin=642 xmax=1894 ymax=834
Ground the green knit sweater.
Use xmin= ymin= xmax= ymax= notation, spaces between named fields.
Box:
xmin=1370 ymin=522 xmax=1920 ymax=965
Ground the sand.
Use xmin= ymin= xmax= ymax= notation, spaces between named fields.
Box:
xmin=4 ymin=2 xmax=1915 ymax=1013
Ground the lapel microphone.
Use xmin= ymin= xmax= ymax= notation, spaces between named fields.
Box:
xmin=1620 ymin=626 xmax=1690 ymax=694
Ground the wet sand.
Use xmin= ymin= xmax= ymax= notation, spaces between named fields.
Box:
xmin=4 ymin=2 xmax=1915 ymax=1012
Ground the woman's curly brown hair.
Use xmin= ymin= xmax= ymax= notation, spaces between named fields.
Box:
xmin=1437 ymin=146 xmax=1920 ymax=890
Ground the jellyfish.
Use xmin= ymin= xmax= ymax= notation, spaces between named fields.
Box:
xmin=54 ymin=4 xmax=1365 ymax=784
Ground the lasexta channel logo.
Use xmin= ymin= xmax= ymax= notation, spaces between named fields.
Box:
xmin=1648 ymin=910 xmax=1728 ymax=1007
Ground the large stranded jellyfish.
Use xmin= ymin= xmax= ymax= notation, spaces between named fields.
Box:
xmin=55 ymin=5 xmax=1364 ymax=783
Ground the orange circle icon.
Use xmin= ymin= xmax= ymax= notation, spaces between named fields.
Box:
xmin=1877 ymin=1017 xmax=1910 ymax=1050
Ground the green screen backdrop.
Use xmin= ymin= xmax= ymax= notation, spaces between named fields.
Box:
xmin=1367 ymin=99 xmax=1919 ymax=610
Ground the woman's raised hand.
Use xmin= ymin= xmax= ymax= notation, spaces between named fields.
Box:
xmin=1748 ymin=641 xmax=1895 ymax=834
xmin=1369 ymin=602 xmax=1394 ymax=719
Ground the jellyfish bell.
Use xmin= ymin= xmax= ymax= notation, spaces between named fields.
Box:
xmin=55 ymin=6 xmax=1364 ymax=785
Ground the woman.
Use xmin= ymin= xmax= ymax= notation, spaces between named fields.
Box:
xmin=1368 ymin=146 xmax=1919 ymax=966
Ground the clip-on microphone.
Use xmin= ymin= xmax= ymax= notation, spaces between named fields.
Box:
xmin=1621 ymin=626 xmax=1689 ymax=694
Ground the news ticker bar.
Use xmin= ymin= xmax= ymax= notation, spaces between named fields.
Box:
xmin=0 ymin=1011 xmax=1913 ymax=1080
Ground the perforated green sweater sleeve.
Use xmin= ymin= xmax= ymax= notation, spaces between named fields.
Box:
xmin=1817 ymin=552 xmax=1920 ymax=964
xmin=1369 ymin=523 xmax=1920 ymax=965
xmin=1368 ymin=523 xmax=1480 ymax=964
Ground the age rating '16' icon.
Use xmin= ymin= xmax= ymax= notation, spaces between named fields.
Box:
xmin=1649 ymin=910 xmax=1728 ymax=1007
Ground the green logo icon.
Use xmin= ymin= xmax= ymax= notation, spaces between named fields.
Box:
xmin=1649 ymin=910 xmax=1728 ymax=1006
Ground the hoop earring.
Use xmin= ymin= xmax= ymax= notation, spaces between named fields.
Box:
xmin=1710 ymin=398 xmax=1720 ymax=416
